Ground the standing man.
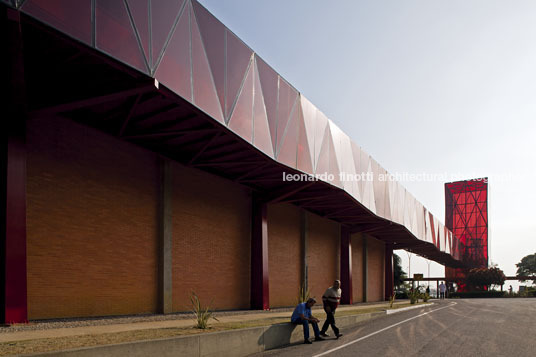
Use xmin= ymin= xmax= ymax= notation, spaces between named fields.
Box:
xmin=439 ymin=281 xmax=447 ymax=299
xmin=291 ymin=298 xmax=324 ymax=344
xmin=320 ymin=280 xmax=343 ymax=339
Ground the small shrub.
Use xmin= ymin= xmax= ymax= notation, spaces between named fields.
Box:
xmin=190 ymin=291 xmax=218 ymax=329
xmin=408 ymin=287 xmax=421 ymax=304
xmin=389 ymin=293 xmax=396 ymax=308
xmin=422 ymin=293 xmax=430 ymax=302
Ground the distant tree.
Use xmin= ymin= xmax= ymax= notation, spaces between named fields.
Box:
xmin=394 ymin=253 xmax=406 ymax=288
xmin=516 ymin=253 xmax=536 ymax=285
xmin=466 ymin=267 xmax=506 ymax=290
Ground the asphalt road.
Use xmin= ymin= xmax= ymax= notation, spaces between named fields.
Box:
xmin=254 ymin=298 xmax=536 ymax=357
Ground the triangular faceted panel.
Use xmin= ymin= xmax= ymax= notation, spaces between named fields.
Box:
xmin=412 ymin=202 xmax=420 ymax=237
xmin=360 ymin=151 xmax=373 ymax=210
xmin=429 ymin=213 xmax=437 ymax=246
xmin=228 ymin=60 xmax=254 ymax=142
xmin=424 ymin=210 xmax=433 ymax=243
xmin=277 ymin=102 xmax=299 ymax=169
xmin=276 ymin=79 xmax=298 ymax=152
xmin=22 ymin=0 xmax=92 ymax=46
xmin=256 ymin=56 xmax=279 ymax=153
xmin=436 ymin=220 xmax=443 ymax=251
xmin=350 ymin=142 xmax=362 ymax=202
xmin=154 ymin=7 xmax=191 ymax=101
xmin=396 ymin=185 xmax=406 ymax=226
xmin=383 ymin=175 xmax=391 ymax=221
xmin=411 ymin=208 xmax=418 ymax=237
xmin=252 ymin=59 xmax=274 ymax=158
xmin=328 ymin=121 xmax=345 ymax=173
xmin=191 ymin=6 xmax=224 ymax=122
xmin=126 ymin=0 xmax=149 ymax=64
xmin=96 ymin=0 xmax=148 ymax=73
xmin=324 ymin=126 xmax=341 ymax=188
xmin=296 ymin=104 xmax=313 ymax=175
xmin=403 ymin=191 xmax=413 ymax=229
xmin=314 ymin=111 xmax=329 ymax=171
xmin=416 ymin=203 xmax=424 ymax=239
xmin=440 ymin=226 xmax=447 ymax=252
xmin=192 ymin=0 xmax=225 ymax=115
xmin=363 ymin=160 xmax=376 ymax=214
xmin=151 ymin=0 xmax=185 ymax=70
xmin=226 ymin=30 xmax=253 ymax=122
xmin=388 ymin=179 xmax=398 ymax=222
xmin=315 ymin=125 xmax=330 ymax=178
xmin=300 ymin=96 xmax=317 ymax=167
xmin=371 ymin=160 xmax=385 ymax=217
xmin=338 ymin=134 xmax=355 ymax=194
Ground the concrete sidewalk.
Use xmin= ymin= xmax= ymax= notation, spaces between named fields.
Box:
xmin=0 ymin=301 xmax=410 ymax=344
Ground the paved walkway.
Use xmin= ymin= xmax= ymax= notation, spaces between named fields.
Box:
xmin=0 ymin=301 xmax=408 ymax=343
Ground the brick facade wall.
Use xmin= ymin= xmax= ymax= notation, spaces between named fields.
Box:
xmin=26 ymin=117 xmax=159 ymax=319
xmin=367 ymin=235 xmax=385 ymax=302
xmin=171 ymin=163 xmax=251 ymax=311
xmin=307 ymin=212 xmax=339 ymax=301
xmin=267 ymin=203 xmax=301 ymax=307
xmin=25 ymin=117 xmax=388 ymax=319
xmin=351 ymin=233 xmax=364 ymax=302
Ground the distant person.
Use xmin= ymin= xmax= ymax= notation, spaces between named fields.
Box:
xmin=320 ymin=280 xmax=343 ymax=339
xmin=439 ymin=282 xmax=447 ymax=299
xmin=425 ymin=286 xmax=430 ymax=296
xmin=291 ymin=298 xmax=324 ymax=344
xmin=509 ymin=285 xmax=513 ymax=295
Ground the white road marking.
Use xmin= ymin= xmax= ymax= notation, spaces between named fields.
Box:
xmin=312 ymin=302 xmax=457 ymax=357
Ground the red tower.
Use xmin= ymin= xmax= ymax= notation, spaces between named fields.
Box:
xmin=445 ymin=178 xmax=488 ymax=290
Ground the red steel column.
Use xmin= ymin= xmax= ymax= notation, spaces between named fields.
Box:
xmin=340 ymin=227 xmax=352 ymax=304
xmin=251 ymin=197 xmax=269 ymax=310
xmin=384 ymin=245 xmax=394 ymax=300
xmin=1 ymin=7 xmax=28 ymax=324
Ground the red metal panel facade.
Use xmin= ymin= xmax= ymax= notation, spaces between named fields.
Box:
xmin=13 ymin=0 xmax=466 ymax=260
xmin=445 ymin=179 xmax=488 ymax=290
xmin=1 ymin=0 xmax=471 ymax=322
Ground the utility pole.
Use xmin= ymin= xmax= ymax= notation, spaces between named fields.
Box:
xmin=406 ymin=251 xmax=412 ymax=289
xmin=426 ymin=259 xmax=431 ymax=289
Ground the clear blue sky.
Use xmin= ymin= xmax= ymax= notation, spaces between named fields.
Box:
xmin=199 ymin=0 xmax=536 ymax=289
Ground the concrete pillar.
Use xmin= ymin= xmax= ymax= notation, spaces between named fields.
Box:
xmin=251 ymin=197 xmax=269 ymax=310
xmin=1 ymin=7 xmax=28 ymax=324
xmin=362 ymin=236 xmax=368 ymax=302
xmin=384 ymin=245 xmax=394 ymax=300
xmin=340 ymin=227 xmax=352 ymax=304
xmin=159 ymin=158 xmax=172 ymax=313
xmin=300 ymin=210 xmax=308 ymax=293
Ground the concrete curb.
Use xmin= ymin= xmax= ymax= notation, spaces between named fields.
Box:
xmin=22 ymin=312 xmax=385 ymax=357
xmin=385 ymin=302 xmax=434 ymax=315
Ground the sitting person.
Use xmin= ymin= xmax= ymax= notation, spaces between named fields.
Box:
xmin=291 ymin=297 xmax=325 ymax=344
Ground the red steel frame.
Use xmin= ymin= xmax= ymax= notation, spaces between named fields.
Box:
xmin=445 ymin=179 xmax=488 ymax=290
xmin=2 ymin=6 xmax=28 ymax=324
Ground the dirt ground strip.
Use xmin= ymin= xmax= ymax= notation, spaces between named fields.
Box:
xmin=0 ymin=302 xmax=426 ymax=356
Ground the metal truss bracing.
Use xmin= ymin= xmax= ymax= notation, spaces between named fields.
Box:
xmin=445 ymin=179 xmax=488 ymax=290
xmin=8 ymin=0 xmax=464 ymax=267
xmin=445 ymin=179 xmax=488 ymax=268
